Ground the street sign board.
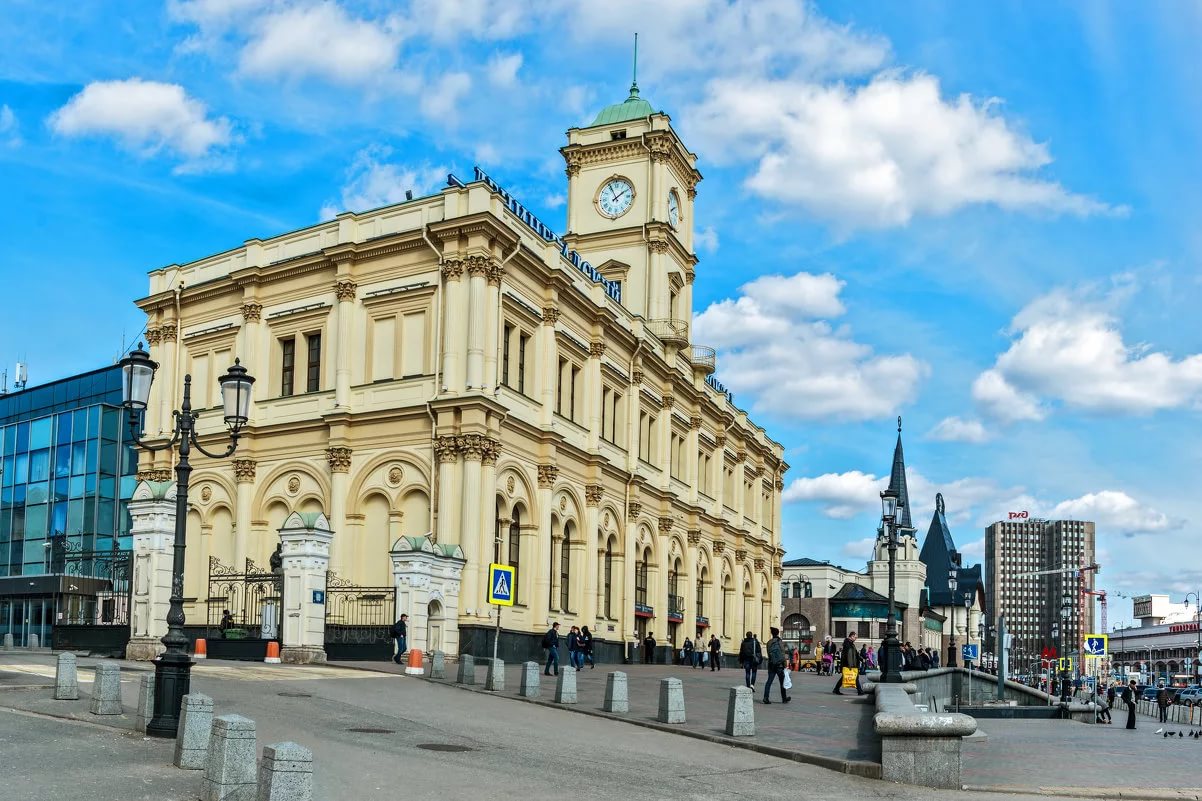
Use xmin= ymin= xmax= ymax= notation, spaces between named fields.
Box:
xmin=962 ymin=644 xmax=980 ymax=661
xmin=312 ymin=590 xmax=325 ymax=604
xmin=488 ymin=563 xmax=515 ymax=606
xmin=1083 ymin=634 xmax=1108 ymax=657
xmin=1058 ymin=657 xmax=1074 ymax=672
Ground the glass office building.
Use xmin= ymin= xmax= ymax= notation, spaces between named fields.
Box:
xmin=0 ymin=365 xmax=137 ymax=646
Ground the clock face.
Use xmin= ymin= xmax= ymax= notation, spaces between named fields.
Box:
xmin=667 ymin=190 xmax=680 ymax=229
xmin=597 ymin=178 xmax=634 ymax=218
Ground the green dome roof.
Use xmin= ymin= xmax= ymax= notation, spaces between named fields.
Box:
xmin=590 ymin=86 xmax=654 ymax=127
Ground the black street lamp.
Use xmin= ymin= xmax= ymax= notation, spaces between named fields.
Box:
xmin=1059 ymin=591 xmax=1072 ymax=703
xmin=947 ymin=567 xmax=959 ymax=668
xmin=878 ymin=488 xmax=905 ymax=683
xmin=119 ymin=343 xmax=255 ymax=738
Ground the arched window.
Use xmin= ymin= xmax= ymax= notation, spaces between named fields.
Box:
xmin=508 ymin=510 xmax=521 ymax=604
xmin=635 ymin=549 xmax=649 ymax=607
xmin=791 ymin=581 xmax=801 ymax=598
xmin=560 ymin=522 xmax=573 ymax=612
xmin=722 ymin=575 xmax=732 ymax=636
xmin=696 ymin=567 xmax=707 ymax=617
xmin=804 ymin=581 xmax=813 ymax=598
xmin=603 ymin=537 xmax=614 ymax=618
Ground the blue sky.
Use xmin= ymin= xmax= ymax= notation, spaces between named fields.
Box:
xmin=2 ymin=1 xmax=1200 ymax=609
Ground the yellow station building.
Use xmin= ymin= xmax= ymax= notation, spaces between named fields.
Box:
xmin=133 ymin=80 xmax=787 ymax=662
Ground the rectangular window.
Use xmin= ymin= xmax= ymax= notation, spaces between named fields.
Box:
xmin=601 ymin=387 xmax=610 ymax=441
xmin=857 ymin=621 xmax=871 ymax=638
xmin=401 ymin=311 xmax=426 ymax=377
xmin=517 ymin=333 xmax=529 ymax=394
xmin=306 ymin=332 xmax=322 ymax=392
xmin=835 ymin=620 xmax=848 ymax=638
xmin=502 ymin=324 xmax=513 ymax=387
xmin=556 ymin=358 xmax=567 ymax=416
xmin=371 ymin=316 xmax=395 ymax=381
xmin=570 ymin=365 xmax=581 ymax=421
xmin=280 ymin=338 xmax=295 ymax=397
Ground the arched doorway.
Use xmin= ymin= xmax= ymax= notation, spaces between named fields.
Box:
xmin=427 ymin=599 xmax=444 ymax=654
xmin=784 ymin=614 xmax=813 ymax=655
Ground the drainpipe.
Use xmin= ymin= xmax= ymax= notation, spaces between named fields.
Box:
xmin=492 ymin=238 xmax=521 ymax=390
xmin=421 ymin=222 xmax=445 ymax=541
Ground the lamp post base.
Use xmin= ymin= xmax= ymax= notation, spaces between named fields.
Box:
xmin=145 ymin=651 xmax=194 ymax=738
xmin=881 ymin=634 xmax=905 ymax=683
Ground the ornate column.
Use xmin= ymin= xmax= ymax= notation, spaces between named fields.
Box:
xmin=126 ymin=480 xmax=176 ymax=661
xmin=538 ymin=307 xmax=559 ymax=426
xmin=655 ymin=517 xmax=673 ymax=645
xmin=734 ymin=448 xmax=747 ymax=522
xmin=687 ymin=415 xmax=702 ymax=504
xmin=475 ymin=437 xmax=501 ymax=615
xmin=440 ymin=259 xmax=466 ymax=393
xmin=657 ymin=395 xmax=673 ymax=491
xmin=712 ymin=435 xmax=727 ymax=515
xmin=623 ymin=500 xmax=641 ymax=642
xmin=582 ymin=485 xmax=602 ymax=624
xmin=142 ymin=327 xmax=163 ymax=436
xmin=459 ymin=434 xmax=484 ymax=618
xmin=434 ymin=434 xmax=460 ymax=545
xmin=773 ymin=476 xmax=785 ymax=548
xmin=232 ymin=458 xmax=256 ymax=570
xmin=465 ymin=256 xmax=489 ymax=390
xmin=564 ymin=153 xmax=582 ymax=233
xmin=686 ymin=529 xmax=701 ymax=640
xmin=333 ymin=279 xmax=356 ymax=409
xmin=627 ymin=369 xmax=643 ymax=469
xmin=325 ymin=446 xmax=352 ymax=577
xmin=586 ymin=341 xmax=604 ymax=450
xmin=278 ymin=512 xmax=334 ymax=664
xmin=156 ymin=322 xmax=178 ymax=442
xmin=535 ymin=464 xmax=557 ymax=628
xmin=484 ymin=262 xmax=505 ymax=391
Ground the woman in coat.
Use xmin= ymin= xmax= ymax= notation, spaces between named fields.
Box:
xmin=580 ymin=626 xmax=596 ymax=669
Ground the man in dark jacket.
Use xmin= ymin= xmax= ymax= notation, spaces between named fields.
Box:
xmin=643 ymin=633 xmax=656 ymax=664
xmin=1122 ymin=679 xmax=1137 ymax=729
xmin=391 ymin=614 xmax=408 ymax=664
xmin=738 ymin=632 xmax=763 ymax=688
xmin=917 ymin=648 xmax=931 ymax=671
xmin=542 ymin=622 xmax=560 ymax=676
xmin=709 ymin=634 xmax=722 ymax=671
xmin=833 ymin=631 xmax=863 ymax=695
xmin=762 ymin=627 xmax=790 ymax=704
xmin=567 ymin=626 xmax=583 ymax=670
xmin=1156 ymin=684 xmax=1172 ymax=723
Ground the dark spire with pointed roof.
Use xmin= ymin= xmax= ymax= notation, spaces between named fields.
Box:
xmin=919 ymin=492 xmax=985 ymax=607
xmin=887 ymin=416 xmax=913 ymax=529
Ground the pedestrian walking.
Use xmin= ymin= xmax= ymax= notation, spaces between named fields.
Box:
xmin=567 ymin=625 xmax=583 ymax=670
xmin=683 ymin=637 xmax=694 ymax=669
xmin=1122 ymin=679 xmax=1137 ymax=730
xmin=542 ymin=622 xmax=561 ymax=676
xmin=738 ymin=631 xmax=763 ymax=688
xmin=643 ymin=633 xmax=656 ymax=664
xmin=390 ymin=614 xmax=408 ymax=663
xmin=762 ymin=627 xmax=791 ymax=704
xmin=709 ymin=634 xmax=722 ymax=671
xmin=1157 ymin=684 xmax=1172 ymax=723
xmin=833 ymin=631 xmax=864 ymax=695
xmin=580 ymin=626 xmax=596 ymax=669
xmin=917 ymin=647 xmax=931 ymax=671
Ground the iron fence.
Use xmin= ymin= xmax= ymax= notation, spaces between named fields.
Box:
xmin=323 ymin=571 xmax=395 ymax=660
xmin=206 ymin=556 xmax=282 ymax=640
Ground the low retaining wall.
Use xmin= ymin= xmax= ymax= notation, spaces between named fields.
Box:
xmin=868 ymin=680 xmax=976 ymax=789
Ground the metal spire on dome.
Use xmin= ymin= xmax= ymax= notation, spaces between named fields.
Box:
xmin=629 ymin=33 xmax=640 ymax=98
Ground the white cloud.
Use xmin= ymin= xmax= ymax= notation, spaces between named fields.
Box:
xmin=841 ymin=537 xmax=877 ymax=559
xmin=405 ymin=0 xmax=535 ymax=42
xmin=48 ymin=79 xmax=233 ymax=167
xmin=1050 ymin=491 xmax=1179 ymax=537
xmin=0 ymin=105 xmax=20 ymax=147
xmin=419 ymin=72 xmax=472 ymax=121
xmin=975 ymin=285 xmax=1202 ymax=418
xmin=694 ymin=271 xmax=927 ymax=421
xmin=319 ymin=146 xmax=446 ymax=219
xmin=688 ymin=72 xmax=1119 ymax=229
xmin=959 ymin=537 xmax=986 ymax=560
xmin=239 ymin=3 xmax=400 ymax=85
xmin=927 ymin=416 xmax=992 ymax=444
xmin=543 ymin=193 xmax=566 ymax=209
xmin=783 ymin=470 xmax=882 ymax=518
xmin=486 ymin=52 xmax=522 ymax=88
xmin=695 ymin=225 xmax=719 ymax=254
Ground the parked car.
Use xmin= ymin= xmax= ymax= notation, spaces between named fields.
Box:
xmin=1141 ymin=686 xmax=1161 ymax=702
xmin=1176 ymin=687 xmax=1202 ymax=705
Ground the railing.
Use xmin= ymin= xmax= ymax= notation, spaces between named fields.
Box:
xmin=690 ymin=345 xmax=716 ymax=374
xmin=646 ymin=318 xmax=689 ymax=345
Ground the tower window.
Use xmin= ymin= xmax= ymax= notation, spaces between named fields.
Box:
xmin=611 ymin=130 xmax=627 ymax=140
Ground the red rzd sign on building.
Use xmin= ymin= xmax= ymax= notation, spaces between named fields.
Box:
xmin=1008 ymin=511 xmax=1029 ymax=520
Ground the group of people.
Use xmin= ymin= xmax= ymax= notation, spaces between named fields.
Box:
xmin=681 ymin=634 xmax=726 ymax=670
xmin=733 ymin=627 xmax=793 ymax=704
xmin=812 ymin=637 xmax=940 ymax=675
xmin=540 ymin=622 xmax=597 ymax=674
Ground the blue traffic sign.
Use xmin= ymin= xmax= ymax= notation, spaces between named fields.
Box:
xmin=488 ymin=563 xmax=515 ymax=606
xmin=962 ymin=644 xmax=980 ymax=661
xmin=1083 ymin=634 xmax=1108 ymax=657
xmin=312 ymin=590 xmax=325 ymax=604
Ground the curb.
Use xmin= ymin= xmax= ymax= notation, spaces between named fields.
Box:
xmin=964 ymin=785 xmax=1202 ymax=800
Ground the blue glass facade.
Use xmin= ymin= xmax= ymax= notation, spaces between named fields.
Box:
xmin=0 ymin=366 xmax=137 ymax=575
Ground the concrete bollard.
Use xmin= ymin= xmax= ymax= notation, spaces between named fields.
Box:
xmin=456 ymin=654 xmax=476 ymax=685
xmin=204 ymin=714 xmax=258 ymax=801
xmin=725 ymin=686 xmax=755 ymax=736
xmin=54 ymin=653 xmax=79 ymax=700
xmin=89 ymin=663 xmax=122 ymax=715
xmin=657 ymin=677 xmax=686 ymax=724
xmin=2 ymin=633 xmax=12 ymax=650
xmin=519 ymin=662 xmax=540 ymax=699
xmin=29 ymin=633 xmax=40 ymax=649
xmin=555 ymin=666 xmax=577 ymax=704
xmin=430 ymin=651 xmax=446 ymax=679
xmin=257 ymin=741 xmax=313 ymax=801
xmin=135 ymin=673 xmax=155 ymax=733
xmin=174 ymin=693 xmax=215 ymax=770
xmin=603 ymin=672 xmax=629 ymax=713
xmin=485 ymin=659 xmax=505 ymax=692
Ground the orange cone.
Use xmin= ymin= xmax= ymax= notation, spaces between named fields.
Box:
xmin=405 ymin=648 xmax=424 ymax=676
xmin=193 ymin=638 xmax=207 ymax=660
xmin=265 ymin=641 xmax=281 ymax=664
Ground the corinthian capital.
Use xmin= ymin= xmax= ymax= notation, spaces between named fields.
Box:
xmin=325 ymin=446 xmax=353 ymax=473
xmin=232 ymin=459 xmax=256 ymax=483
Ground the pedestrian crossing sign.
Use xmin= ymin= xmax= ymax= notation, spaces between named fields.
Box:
xmin=1083 ymin=634 xmax=1108 ymax=657
xmin=488 ymin=563 xmax=515 ymax=606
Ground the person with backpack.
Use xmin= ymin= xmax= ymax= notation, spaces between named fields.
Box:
xmin=390 ymin=614 xmax=408 ymax=664
xmin=567 ymin=625 xmax=583 ymax=670
xmin=542 ymin=622 xmax=561 ymax=676
xmin=708 ymin=634 xmax=722 ymax=671
xmin=738 ymin=631 xmax=763 ymax=688
xmin=580 ymin=626 xmax=596 ymax=669
xmin=762 ymin=627 xmax=790 ymax=704
xmin=682 ymin=637 xmax=694 ymax=668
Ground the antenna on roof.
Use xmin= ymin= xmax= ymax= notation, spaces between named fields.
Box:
xmin=897 ymin=415 xmax=902 ymax=433
xmin=629 ymin=33 xmax=639 ymax=98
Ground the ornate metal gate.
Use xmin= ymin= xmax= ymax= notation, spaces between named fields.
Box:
xmin=323 ymin=571 xmax=396 ymax=661
xmin=50 ymin=540 xmax=133 ymax=656
xmin=205 ymin=557 xmax=282 ymax=660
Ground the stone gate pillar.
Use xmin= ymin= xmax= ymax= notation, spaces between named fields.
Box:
xmin=391 ymin=537 xmax=465 ymax=656
xmin=127 ymin=480 xmax=176 ymax=661
xmin=278 ymin=512 xmax=333 ymax=664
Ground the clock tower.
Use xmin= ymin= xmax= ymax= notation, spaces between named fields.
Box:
xmin=560 ymin=73 xmax=701 ymax=325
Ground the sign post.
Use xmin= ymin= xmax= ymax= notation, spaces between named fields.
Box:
xmin=487 ymin=563 xmax=515 ymax=665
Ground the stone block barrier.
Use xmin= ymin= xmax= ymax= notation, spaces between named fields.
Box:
xmin=657 ymin=677 xmax=685 ymax=724
xmin=519 ymin=662 xmax=540 ymax=699
xmin=872 ymin=681 xmax=976 ymax=789
xmin=88 ymin=663 xmax=122 ymax=715
xmin=430 ymin=651 xmax=446 ymax=679
xmin=2 ymin=633 xmax=12 ymax=650
xmin=554 ymin=666 xmax=577 ymax=704
xmin=603 ymin=672 xmax=629 ymax=714
xmin=28 ymin=633 xmax=40 ymax=649
xmin=204 ymin=714 xmax=257 ymax=801
xmin=485 ymin=659 xmax=505 ymax=692
xmin=135 ymin=673 xmax=155 ymax=733
xmin=456 ymin=654 xmax=476 ymax=685
xmin=725 ymin=686 xmax=754 ymax=736
xmin=175 ymin=693 xmax=215 ymax=770
xmin=257 ymin=741 xmax=313 ymax=801
xmin=54 ymin=653 xmax=79 ymax=701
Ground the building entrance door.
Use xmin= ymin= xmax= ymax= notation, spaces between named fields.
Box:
xmin=427 ymin=600 xmax=443 ymax=653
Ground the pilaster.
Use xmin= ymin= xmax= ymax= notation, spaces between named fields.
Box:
xmin=278 ymin=512 xmax=334 ymax=664
xmin=127 ymin=481 xmax=177 ymax=661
